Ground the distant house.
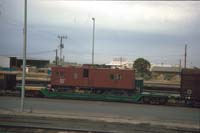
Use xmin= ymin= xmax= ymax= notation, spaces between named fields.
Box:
xmin=0 ymin=56 xmax=10 ymax=68
xmin=151 ymin=66 xmax=181 ymax=74
xmin=0 ymin=56 xmax=50 ymax=69
xmin=63 ymin=62 xmax=81 ymax=67
xmin=10 ymin=57 xmax=50 ymax=68
xmin=151 ymin=66 xmax=181 ymax=80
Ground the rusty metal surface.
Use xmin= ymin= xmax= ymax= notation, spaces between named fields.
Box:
xmin=51 ymin=66 xmax=135 ymax=90
xmin=0 ymin=73 xmax=16 ymax=91
xmin=181 ymin=69 xmax=200 ymax=100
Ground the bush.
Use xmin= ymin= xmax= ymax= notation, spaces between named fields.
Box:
xmin=136 ymin=72 xmax=151 ymax=80
xmin=164 ymin=74 xmax=173 ymax=80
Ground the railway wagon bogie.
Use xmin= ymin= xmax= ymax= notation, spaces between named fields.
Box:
xmin=141 ymin=93 xmax=169 ymax=105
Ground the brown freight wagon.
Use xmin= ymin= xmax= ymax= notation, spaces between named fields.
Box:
xmin=0 ymin=71 xmax=17 ymax=91
xmin=181 ymin=69 xmax=200 ymax=101
xmin=51 ymin=66 xmax=135 ymax=91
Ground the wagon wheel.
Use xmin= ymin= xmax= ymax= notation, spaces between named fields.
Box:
xmin=158 ymin=97 xmax=168 ymax=105
xmin=142 ymin=96 xmax=150 ymax=104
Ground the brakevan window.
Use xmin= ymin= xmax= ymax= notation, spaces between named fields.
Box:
xmin=83 ymin=69 xmax=89 ymax=78
xmin=110 ymin=74 xmax=121 ymax=80
xmin=116 ymin=74 xmax=122 ymax=80
xmin=110 ymin=74 xmax=115 ymax=80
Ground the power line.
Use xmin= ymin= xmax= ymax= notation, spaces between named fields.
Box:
xmin=28 ymin=50 xmax=55 ymax=55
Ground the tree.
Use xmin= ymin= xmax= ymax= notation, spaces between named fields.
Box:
xmin=133 ymin=58 xmax=151 ymax=78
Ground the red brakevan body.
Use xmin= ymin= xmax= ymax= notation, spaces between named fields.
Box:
xmin=51 ymin=66 xmax=135 ymax=90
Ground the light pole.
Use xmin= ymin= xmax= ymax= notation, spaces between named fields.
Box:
xmin=92 ymin=17 xmax=95 ymax=65
xmin=21 ymin=0 xmax=27 ymax=112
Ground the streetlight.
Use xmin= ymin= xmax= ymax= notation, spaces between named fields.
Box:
xmin=92 ymin=17 xmax=95 ymax=65
xmin=21 ymin=0 xmax=27 ymax=112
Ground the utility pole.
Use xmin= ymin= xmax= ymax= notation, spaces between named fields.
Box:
xmin=58 ymin=35 xmax=67 ymax=66
xmin=63 ymin=56 xmax=65 ymax=64
xmin=179 ymin=59 xmax=181 ymax=72
xmin=184 ymin=44 xmax=187 ymax=68
xmin=21 ymin=0 xmax=27 ymax=112
xmin=55 ymin=49 xmax=58 ymax=66
xmin=92 ymin=17 xmax=95 ymax=65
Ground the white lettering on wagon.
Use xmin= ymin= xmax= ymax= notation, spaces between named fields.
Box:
xmin=60 ymin=78 xmax=65 ymax=84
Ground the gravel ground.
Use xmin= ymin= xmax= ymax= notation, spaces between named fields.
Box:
xmin=0 ymin=96 xmax=199 ymax=133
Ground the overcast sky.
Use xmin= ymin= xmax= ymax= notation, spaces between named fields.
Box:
xmin=0 ymin=0 xmax=200 ymax=67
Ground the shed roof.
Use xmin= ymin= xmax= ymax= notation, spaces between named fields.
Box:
xmin=151 ymin=66 xmax=181 ymax=73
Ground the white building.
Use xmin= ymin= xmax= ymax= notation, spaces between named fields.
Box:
xmin=0 ymin=56 xmax=10 ymax=68
xmin=106 ymin=57 xmax=133 ymax=69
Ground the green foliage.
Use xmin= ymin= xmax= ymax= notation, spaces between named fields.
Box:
xmin=133 ymin=58 xmax=151 ymax=73
xmin=164 ymin=74 xmax=173 ymax=80
xmin=133 ymin=58 xmax=151 ymax=79
xmin=143 ymin=72 xmax=151 ymax=80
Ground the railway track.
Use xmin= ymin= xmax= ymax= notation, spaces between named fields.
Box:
xmin=0 ymin=113 xmax=198 ymax=133
xmin=0 ymin=125 xmax=109 ymax=133
xmin=144 ymin=82 xmax=180 ymax=88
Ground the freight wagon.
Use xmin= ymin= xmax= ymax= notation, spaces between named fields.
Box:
xmin=0 ymin=71 xmax=17 ymax=91
xmin=50 ymin=65 xmax=135 ymax=95
xmin=0 ymin=71 xmax=18 ymax=96
xmin=181 ymin=69 xmax=200 ymax=105
xmin=0 ymin=71 xmax=45 ymax=97
xmin=41 ymin=66 xmax=179 ymax=105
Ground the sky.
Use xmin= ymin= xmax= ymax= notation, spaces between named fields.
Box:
xmin=0 ymin=0 xmax=200 ymax=67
